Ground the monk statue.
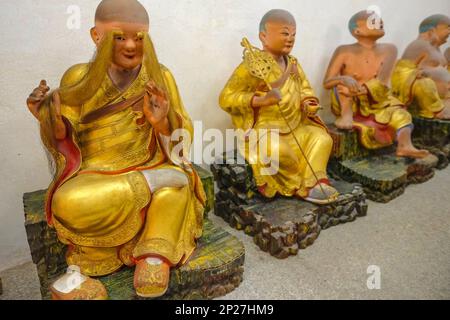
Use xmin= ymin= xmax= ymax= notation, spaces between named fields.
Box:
xmin=392 ymin=14 xmax=450 ymax=120
xmin=219 ymin=9 xmax=338 ymax=204
xmin=26 ymin=0 xmax=205 ymax=299
xmin=323 ymin=10 xmax=429 ymax=158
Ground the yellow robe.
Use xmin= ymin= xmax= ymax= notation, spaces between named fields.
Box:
xmin=40 ymin=63 xmax=205 ymax=276
xmin=331 ymin=79 xmax=412 ymax=149
xmin=391 ymin=59 xmax=446 ymax=118
xmin=219 ymin=55 xmax=333 ymax=198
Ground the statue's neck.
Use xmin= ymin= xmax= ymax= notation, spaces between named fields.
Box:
xmin=356 ymin=37 xmax=378 ymax=49
xmin=108 ymin=64 xmax=142 ymax=92
xmin=265 ymin=51 xmax=288 ymax=71
xmin=418 ymin=33 xmax=441 ymax=48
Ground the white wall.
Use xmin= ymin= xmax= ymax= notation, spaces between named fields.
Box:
xmin=0 ymin=0 xmax=449 ymax=271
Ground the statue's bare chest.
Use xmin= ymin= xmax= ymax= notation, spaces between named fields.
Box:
xmin=343 ymin=51 xmax=388 ymax=82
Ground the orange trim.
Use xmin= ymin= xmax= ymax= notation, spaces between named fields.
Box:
xmin=45 ymin=118 xmax=82 ymax=226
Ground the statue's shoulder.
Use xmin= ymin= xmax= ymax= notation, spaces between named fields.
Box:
xmin=335 ymin=44 xmax=355 ymax=53
xmin=60 ymin=63 xmax=89 ymax=87
xmin=403 ymin=39 xmax=432 ymax=57
xmin=159 ymin=63 xmax=177 ymax=83
xmin=377 ymin=43 xmax=398 ymax=57
xmin=287 ymin=55 xmax=299 ymax=63
xmin=379 ymin=43 xmax=397 ymax=51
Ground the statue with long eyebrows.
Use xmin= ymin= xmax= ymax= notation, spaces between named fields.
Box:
xmin=26 ymin=0 xmax=205 ymax=299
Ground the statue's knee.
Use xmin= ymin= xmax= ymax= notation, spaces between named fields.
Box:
xmin=317 ymin=132 xmax=334 ymax=152
xmin=51 ymin=186 xmax=74 ymax=221
xmin=397 ymin=109 xmax=412 ymax=122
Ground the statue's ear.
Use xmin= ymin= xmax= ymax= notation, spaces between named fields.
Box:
xmin=90 ymin=27 xmax=101 ymax=46
xmin=259 ymin=31 xmax=266 ymax=45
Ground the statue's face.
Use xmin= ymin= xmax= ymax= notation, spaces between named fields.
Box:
xmin=260 ymin=21 xmax=296 ymax=56
xmin=433 ymin=23 xmax=450 ymax=45
xmin=354 ymin=15 xmax=385 ymax=39
xmin=91 ymin=21 xmax=149 ymax=70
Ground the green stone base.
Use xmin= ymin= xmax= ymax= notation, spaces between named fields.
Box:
xmin=328 ymin=125 xmax=439 ymax=203
xmin=330 ymin=154 xmax=438 ymax=203
xmin=211 ymin=151 xmax=367 ymax=259
xmin=412 ymin=117 xmax=450 ymax=169
xmin=23 ymin=167 xmax=244 ymax=300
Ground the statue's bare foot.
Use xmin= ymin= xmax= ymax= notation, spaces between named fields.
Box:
xmin=334 ymin=115 xmax=354 ymax=130
xmin=134 ymin=257 xmax=170 ymax=298
xmin=435 ymin=105 xmax=450 ymax=120
xmin=396 ymin=146 xmax=430 ymax=159
xmin=50 ymin=265 xmax=108 ymax=300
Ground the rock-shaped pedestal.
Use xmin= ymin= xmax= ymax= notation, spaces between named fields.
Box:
xmin=328 ymin=125 xmax=439 ymax=203
xmin=412 ymin=117 xmax=450 ymax=169
xmin=23 ymin=167 xmax=245 ymax=300
xmin=211 ymin=151 xmax=368 ymax=259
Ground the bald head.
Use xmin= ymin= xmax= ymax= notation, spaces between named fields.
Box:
xmin=419 ymin=14 xmax=450 ymax=34
xmin=348 ymin=11 xmax=372 ymax=34
xmin=95 ymin=0 xmax=149 ymax=25
xmin=259 ymin=9 xmax=296 ymax=32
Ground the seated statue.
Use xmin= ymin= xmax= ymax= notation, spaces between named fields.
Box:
xmin=26 ymin=0 xmax=205 ymax=299
xmin=392 ymin=14 xmax=450 ymax=120
xmin=323 ymin=10 xmax=429 ymax=158
xmin=219 ymin=9 xmax=338 ymax=204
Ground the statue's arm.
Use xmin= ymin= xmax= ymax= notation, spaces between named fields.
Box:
xmin=323 ymin=46 xmax=347 ymax=89
xmin=219 ymin=63 xmax=257 ymax=114
xmin=323 ymin=46 xmax=363 ymax=95
xmin=402 ymin=41 xmax=429 ymax=66
xmin=296 ymin=63 xmax=318 ymax=102
xmin=445 ymin=48 xmax=450 ymax=66
xmin=377 ymin=44 xmax=398 ymax=85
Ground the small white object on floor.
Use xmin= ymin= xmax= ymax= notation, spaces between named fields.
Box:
xmin=52 ymin=265 xmax=87 ymax=294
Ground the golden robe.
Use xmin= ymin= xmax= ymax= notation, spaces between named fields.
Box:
xmin=391 ymin=59 xmax=446 ymax=119
xmin=219 ymin=55 xmax=333 ymax=198
xmin=39 ymin=63 xmax=205 ymax=276
xmin=331 ymin=79 xmax=413 ymax=149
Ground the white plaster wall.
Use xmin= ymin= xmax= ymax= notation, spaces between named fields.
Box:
xmin=0 ymin=0 xmax=448 ymax=271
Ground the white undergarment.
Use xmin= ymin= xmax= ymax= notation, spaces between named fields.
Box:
xmin=142 ymin=168 xmax=189 ymax=193
xmin=146 ymin=257 xmax=163 ymax=265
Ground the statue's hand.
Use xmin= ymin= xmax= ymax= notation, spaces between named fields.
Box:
xmin=27 ymin=80 xmax=50 ymax=119
xmin=143 ymin=81 xmax=170 ymax=134
xmin=339 ymin=76 xmax=364 ymax=96
xmin=302 ymin=100 xmax=321 ymax=116
xmin=416 ymin=68 xmax=429 ymax=79
xmin=252 ymin=88 xmax=282 ymax=108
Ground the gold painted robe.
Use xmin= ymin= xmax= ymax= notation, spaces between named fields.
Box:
xmin=391 ymin=59 xmax=447 ymax=119
xmin=219 ymin=55 xmax=333 ymax=198
xmin=39 ymin=63 xmax=205 ymax=276
xmin=331 ymin=79 xmax=413 ymax=149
